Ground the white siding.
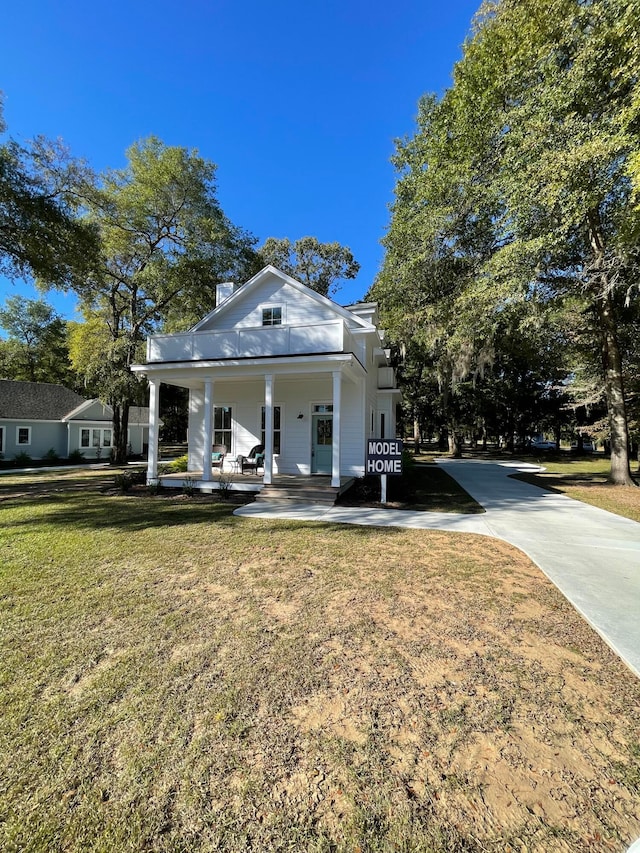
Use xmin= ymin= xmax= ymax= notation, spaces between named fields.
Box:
xmin=201 ymin=276 xmax=340 ymax=331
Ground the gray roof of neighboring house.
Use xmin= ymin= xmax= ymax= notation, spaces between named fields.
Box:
xmin=0 ymin=380 xmax=150 ymax=423
xmin=0 ymin=380 xmax=87 ymax=420
xmin=128 ymin=407 xmax=150 ymax=425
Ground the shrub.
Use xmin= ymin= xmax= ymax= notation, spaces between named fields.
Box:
xmin=114 ymin=473 xmax=131 ymax=494
xmin=44 ymin=448 xmax=60 ymax=461
xmin=13 ymin=451 xmax=32 ymax=466
xmin=167 ymin=454 xmax=189 ymax=473
xmin=217 ymin=470 xmax=233 ymax=499
xmin=183 ymin=476 xmax=196 ymax=497
xmin=68 ymin=449 xmax=85 ymax=463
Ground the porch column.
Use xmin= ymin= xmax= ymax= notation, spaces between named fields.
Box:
xmin=332 ymin=369 xmax=342 ymax=488
xmin=147 ymin=378 xmax=160 ymax=483
xmin=264 ymin=374 xmax=274 ymax=485
xmin=202 ymin=378 xmax=214 ymax=481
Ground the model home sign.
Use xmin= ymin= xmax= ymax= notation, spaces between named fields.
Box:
xmin=366 ymin=439 xmax=403 ymax=475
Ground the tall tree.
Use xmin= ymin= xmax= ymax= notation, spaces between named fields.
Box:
xmin=0 ymin=96 xmax=98 ymax=286
xmin=377 ymin=0 xmax=639 ymax=484
xmin=56 ymin=136 xmax=258 ymax=463
xmin=259 ymin=236 xmax=360 ymax=297
xmin=453 ymin=0 xmax=640 ymax=484
xmin=0 ymin=295 xmax=74 ymax=385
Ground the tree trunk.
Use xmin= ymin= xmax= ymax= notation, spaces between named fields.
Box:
xmin=448 ymin=428 xmax=462 ymax=457
xmin=111 ymin=401 xmax=130 ymax=465
xmin=413 ymin=417 xmax=421 ymax=453
xmin=587 ymin=209 xmax=635 ymax=486
xmin=596 ymin=291 xmax=635 ymax=485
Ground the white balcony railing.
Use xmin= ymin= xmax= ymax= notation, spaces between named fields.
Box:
xmin=147 ymin=320 xmax=356 ymax=363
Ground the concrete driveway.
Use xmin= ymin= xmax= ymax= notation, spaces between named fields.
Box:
xmin=235 ymin=458 xmax=640 ymax=679
xmin=437 ymin=459 xmax=640 ymax=679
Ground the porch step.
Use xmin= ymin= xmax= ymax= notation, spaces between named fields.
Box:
xmin=255 ymin=480 xmax=340 ymax=506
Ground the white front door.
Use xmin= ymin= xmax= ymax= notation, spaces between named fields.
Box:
xmin=311 ymin=413 xmax=333 ymax=474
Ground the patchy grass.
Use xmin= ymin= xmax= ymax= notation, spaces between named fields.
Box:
xmin=513 ymin=456 xmax=640 ymax=523
xmin=1 ymin=486 xmax=640 ymax=852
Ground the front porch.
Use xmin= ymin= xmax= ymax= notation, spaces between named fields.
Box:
xmin=158 ymin=470 xmax=355 ymax=504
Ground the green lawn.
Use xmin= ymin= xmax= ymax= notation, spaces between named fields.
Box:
xmin=1 ymin=484 xmax=639 ymax=852
xmin=513 ymin=454 xmax=640 ymax=523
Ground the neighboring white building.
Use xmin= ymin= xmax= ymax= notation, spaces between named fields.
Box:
xmin=132 ymin=265 xmax=401 ymax=490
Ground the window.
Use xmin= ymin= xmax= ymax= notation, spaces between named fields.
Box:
xmin=262 ymin=306 xmax=282 ymax=326
xmin=0 ymin=426 xmax=4 ymax=454
xmin=17 ymin=427 xmax=31 ymax=446
xmin=213 ymin=406 xmax=232 ymax=452
xmin=261 ymin=406 xmax=282 ymax=454
xmin=313 ymin=404 xmax=333 ymax=414
xmin=380 ymin=413 xmax=386 ymax=439
xmin=81 ymin=428 xmax=113 ymax=449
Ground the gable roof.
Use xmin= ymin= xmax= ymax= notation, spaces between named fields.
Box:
xmin=0 ymin=380 xmax=87 ymax=420
xmin=190 ymin=265 xmax=374 ymax=332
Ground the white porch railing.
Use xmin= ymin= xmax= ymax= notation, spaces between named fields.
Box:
xmin=147 ymin=320 xmax=359 ymax=363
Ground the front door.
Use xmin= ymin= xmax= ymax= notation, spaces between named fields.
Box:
xmin=311 ymin=413 xmax=333 ymax=474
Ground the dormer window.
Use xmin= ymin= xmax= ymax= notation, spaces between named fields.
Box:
xmin=262 ymin=306 xmax=282 ymax=326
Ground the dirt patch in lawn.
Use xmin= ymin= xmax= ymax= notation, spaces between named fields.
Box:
xmin=1 ymin=495 xmax=640 ymax=851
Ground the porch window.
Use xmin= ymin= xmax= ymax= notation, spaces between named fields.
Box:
xmin=17 ymin=427 xmax=31 ymax=446
xmin=213 ymin=406 xmax=232 ymax=452
xmin=0 ymin=426 xmax=4 ymax=453
xmin=81 ymin=429 xmax=90 ymax=448
xmin=261 ymin=405 xmax=281 ymax=454
xmin=262 ymin=306 xmax=282 ymax=326
xmin=313 ymin=404 xmax=333 ymax=414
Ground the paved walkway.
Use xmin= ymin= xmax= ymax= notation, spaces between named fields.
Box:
xmin=235 ymin=459 xmax=640 ymax=679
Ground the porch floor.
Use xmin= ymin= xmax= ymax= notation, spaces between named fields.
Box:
xmin=157 ymin=470 xmax=354 ymax=496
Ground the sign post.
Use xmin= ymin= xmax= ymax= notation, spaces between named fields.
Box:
xmin=366 ymin=438 xmax=403 ymax=504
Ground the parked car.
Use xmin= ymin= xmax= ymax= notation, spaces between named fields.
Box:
xmin=531 ymin=438 xmax=557 ymax=450
xmin=571 ymin=439 xmax=594 ymax=452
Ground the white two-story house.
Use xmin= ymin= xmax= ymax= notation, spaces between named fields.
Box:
xmin=131 ymin=265 xmax=401 ymax=493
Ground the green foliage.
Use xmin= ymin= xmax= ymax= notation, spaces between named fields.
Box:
xmin=43 ymin=448 xmax=59 ymax=461
xmin=0 ymin=97 xmax=98 ymax=285
xmin=377 ymin=0 xmax=640 ymax=482
xmin=0 ymin=295 xmax=75 ymax=385
xmin=56 ymin=136 xmax=258 ymax=463
xmin=13 ymin=451 xmax=32 ymax=466
xmin=259 ymin=235 xmax=360 ymax=297
xmin=166 ymin=454 xmax=189 ymax=473
xmin=67 ymin=449 xmax=85 ymax=463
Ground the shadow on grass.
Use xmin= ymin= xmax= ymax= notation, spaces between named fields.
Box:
xmin=514 ymin=471 xmax=612 ymax=492
xmin=1 ymin=493 xmax=241 ymax=532
xmin=338 ymin=461 xmax=485 ymax=514
xmin=2 ymin=492 xmax=409 ymax=537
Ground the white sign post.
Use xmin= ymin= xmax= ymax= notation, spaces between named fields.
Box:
xmin=366 ymin=439 xmax=403 ymax=504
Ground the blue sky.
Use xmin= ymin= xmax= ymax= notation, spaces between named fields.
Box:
xmin=1 ymin=0 xmax=479 ymax=320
